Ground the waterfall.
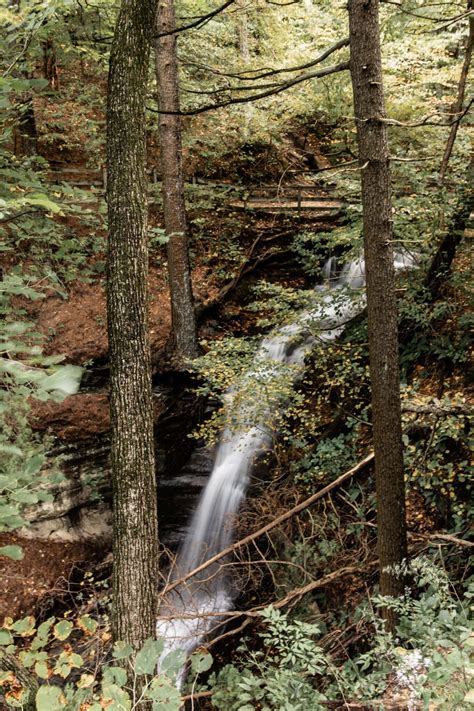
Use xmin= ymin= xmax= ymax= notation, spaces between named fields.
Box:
xmin=156 ymin=252 xmax=416 ymax=674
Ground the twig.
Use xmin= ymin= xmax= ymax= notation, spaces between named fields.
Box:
xmin=181 ymin=690 xmax=213 ymax=702
xmin=0 ymin=210 xmax=39 ymax=224
xmin=440 ymin=6 xmax=473 ymax=181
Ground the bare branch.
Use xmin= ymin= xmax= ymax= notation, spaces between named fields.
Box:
xmin=158 ymin=451 xmax=374 ymax=602
xmin=0 ymin=210 xmax=39 ymax=224
xmin=148 ymin=61 xmax=350 ymax=116
xmin=154 ymin=0 xmax=236 ymax=38
xmin=182 ymin=37 xmax=349 ymax=83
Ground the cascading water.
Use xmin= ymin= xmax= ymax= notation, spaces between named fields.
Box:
xmin=156 ymin=252 xmax=416 ymax=677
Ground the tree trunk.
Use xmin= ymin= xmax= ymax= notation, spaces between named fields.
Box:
xmin=13 ymin=95 xmax=37 ymax=157
xmin=237 ymin=0 xmax=250 ymax=62
xmin=0 ymin=653 xmax=38 ymax=711
xmin=348 ymin=0 xmax=407 ymax=622
xmin=155 ymin=0 xmax=199 ymax=363
xmin=42 ymin=38 xmax=59 ymax=90
xmin=106 ymin=0 xmax=159 ymax=656
xmin=425 ymin=172 xmax=474 ymax=299
xmin=439 ymin=1 xmax=473 ymax=183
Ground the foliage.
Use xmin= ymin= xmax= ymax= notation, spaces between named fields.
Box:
xmin=401 ymin=389 xmax=472 ymax=527
xmin=210 ymin=558 xmax=474 ymax=710
xmin=0 ymin=609 xmax=212 ymax=710
xmin=0 ymin=273 xmax=83 ymax=553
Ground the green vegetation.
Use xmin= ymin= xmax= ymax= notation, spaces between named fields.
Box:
xmin=0 ymin=0 xmax=472 ymax=708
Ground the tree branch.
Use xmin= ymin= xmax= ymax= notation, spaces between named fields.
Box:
xmin=0 ymin=210 xmax=39 ymax=224
xmin=158 ymin=451 xmax=374 ymax=602
xmin=183 ymin=37 xmax=349 ymax=83
xmin=402 ymin=402 xmax=474 ymax=416
xmin=148 ymin=61 xmax=349 ymax=116
xmin=154 ymin=0 xmax=236 ymax=37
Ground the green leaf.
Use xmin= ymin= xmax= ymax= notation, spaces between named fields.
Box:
xmin=35 ymin=686 xmax=66 ymax=711
xmin=0 ymin=629 xmax=13 ymax=645
xmin=53 ymin=620 xmax=73 ymax=641
xmin=112 ymin=641 xmax=133 ymax=660
xmin=24 ymin=193 xmax=62 ymax=214
xmin=147 ymin=676 xmax=182 ymax=710
xmin=190 ymin=650 xmax=213 ymax=674
xmin=77 ymin=614 xmax=98 ymax=634
xmin=0 ymin=444 xmax=23 ymax=456
xmin=35 ymin=660 xmax=50 ymax=679
xmin=11 ymin=616 xmax=35 ymax=636
xmin=12 ymin=490 xmax=38 ymax=504
xmin=135 ymin=638 xmax=164 ymax=675
xmin=24 ymin=453 xmax=45 ymax=475
xmin=160 ymin=648 xmax=186 ymax=677
xmin=40 ymin=364 xmax=83 ymax=396
xmin=37 ymin=618 xmax=55 ymax=639
xmin=101 ymin=683 xmax=132 ymax=710
xmin=103 ymin=666 xmax=127 ymax=688
xmin=0 ymin=545 xmax=24 ymax=560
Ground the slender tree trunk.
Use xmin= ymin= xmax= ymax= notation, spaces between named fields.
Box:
xmin=42 ymin=38 xmax=59 ymax=90
xmin=237 ymin=0 xmax=250 ymax=62
xmin=439 ymin=2 xmax=473 ymax=183
xmin=155 ymin=0 xmax=198 ymax=363
xmin=348 ymin=0 xmax=407 ymax=622
xmin=9 ymin=2 xmax=37 ymax=157
xmin=13 ymin=95 xmax=37 ymax=157
xmin=107 ymin=0 xmax=159 ymax=654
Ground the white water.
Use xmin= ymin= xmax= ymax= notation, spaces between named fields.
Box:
xmin=156 ymin=252 xmax=416 ymax=674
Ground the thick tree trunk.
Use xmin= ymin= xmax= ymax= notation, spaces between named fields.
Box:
xmin=106 ymin=0 xmax=159 ymax=654
xmin=155 ymin=0 xmax=199 ymax=363
xmin=348 ymin=0 xmax=407 ymax=619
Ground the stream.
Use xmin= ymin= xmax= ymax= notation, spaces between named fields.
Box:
xmin=156 ymin=252 xmax=416 ymax=678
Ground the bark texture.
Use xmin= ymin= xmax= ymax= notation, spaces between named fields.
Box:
xmin=348 ymin=0 xmax=407 ymax=610
xmin=155 ymin=0 xmax=198 ymax=362
xmin=106 ymin=0 xmax=159 ymax=650
xmin=0 ymin=653 xmax=37 ymax=710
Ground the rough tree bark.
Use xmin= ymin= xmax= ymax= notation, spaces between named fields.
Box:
xmin=106 ymin=0 xmax=159 ymax=652
xmin=348 ymin=0 xmax=408 ymax=618
xmin=155 ymin=0 xmax=199 ymax=363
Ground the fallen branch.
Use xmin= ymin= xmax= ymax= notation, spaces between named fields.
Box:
xmin=402 ymin=402 xmax=474 ymax=416
xmin=196 ymin=233 xmax=262 ymax=317
xmin=410 ymin=532 xmax=474 ymax=549
xmin=196 ymin=244 xmax=293 ymax=317
xmin=158 ymin=451 xmax=374 ymax=602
